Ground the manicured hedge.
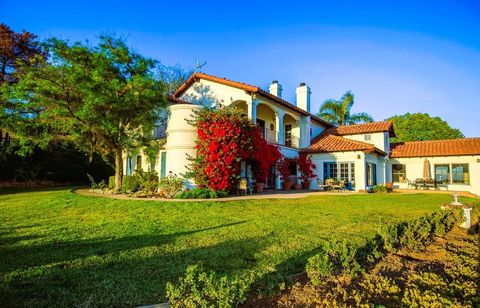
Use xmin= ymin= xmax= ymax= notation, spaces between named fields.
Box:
xmin=306 ymin=208 xmax=463 ymax=286
xmin=121 ymin=175 xmax=139 ymax=193
xmin=108 ymin=176 xmax=115 ymax=189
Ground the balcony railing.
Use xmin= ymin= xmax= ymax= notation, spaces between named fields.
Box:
xmin=259 ymin=127 xmax=301 ymax=148
xmin=284 ymin=135 xmax=300 ymax=148
xmin=259 ymin=128 xmax=278 ymax=144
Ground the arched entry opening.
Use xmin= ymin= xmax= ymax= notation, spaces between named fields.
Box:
xmin=256 ymin=103 xmax=277 ymax=143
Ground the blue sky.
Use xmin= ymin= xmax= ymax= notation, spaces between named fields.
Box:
xmin=3 ymin=0 xmax=480 ymax=136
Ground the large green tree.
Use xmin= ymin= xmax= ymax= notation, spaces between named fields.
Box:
xmin=2 ymin=36 xmax=168 ymax=190
xmin=387 ymin=113 xmax=464 ymax=143
xmin=317 ymin=91 xmax=373 ymax=126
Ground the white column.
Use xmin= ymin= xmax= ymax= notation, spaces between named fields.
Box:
xmin=275 ymin=110 xmax=284 ymax=145
xmin=300 ymin=116 xmax=312 ymax=148
xmin=247 ymin=98 xmax=258 ymax=121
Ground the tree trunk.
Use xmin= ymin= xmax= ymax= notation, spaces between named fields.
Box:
xmin=114 ymin=146 xmax=123 ymax=191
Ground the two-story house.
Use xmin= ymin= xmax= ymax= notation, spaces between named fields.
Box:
xmin=124 ymin=72 xmax=480 ymax=195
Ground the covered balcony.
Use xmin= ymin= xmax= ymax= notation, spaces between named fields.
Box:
xmin=231 ymin=99 xmax=301 ymax=148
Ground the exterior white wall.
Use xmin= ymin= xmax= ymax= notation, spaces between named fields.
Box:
xmin=311 ymin=122 xmax=326 ymax=141
xmin=389 ymin=155 xmax=480 ymax=196
xmin=343 ymin=132 xmax=388 ymax=153
xmin=164 ymin=104 xmax=204 ymax=187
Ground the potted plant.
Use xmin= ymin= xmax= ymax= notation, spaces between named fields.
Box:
xmin=278 ymin=158 xmax=292 ymax=191
xmin=298 ymin=153 xmax=316 ymax=190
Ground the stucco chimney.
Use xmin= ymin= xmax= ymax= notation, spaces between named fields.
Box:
xmin=295 ymin=82 xmax=311 ymax=112
xmin=269 ymin=80 xmax=282 ymax=98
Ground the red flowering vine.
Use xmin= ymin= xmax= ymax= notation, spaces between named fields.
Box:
xmin=187 ymin=106 xmax=282 ymax=192
xmin=298 ymin=153 xmax=317 ymax=182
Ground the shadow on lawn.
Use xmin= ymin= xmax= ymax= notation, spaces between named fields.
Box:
xmin=2 ymin=233 xmax=270 ymax=307
xmin=0 ymin=221 xmax=247 ymax=273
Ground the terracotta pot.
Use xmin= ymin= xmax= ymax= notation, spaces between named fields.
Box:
xmin=255 ymin=182 xmax=265 ymax=193
xmin=294 ymin=184 xmax=301 ymax=190
xmin=282 ymin=181 xmax=292 ymax=191
xmin=301 ymin=181 xmax=310 ymax=190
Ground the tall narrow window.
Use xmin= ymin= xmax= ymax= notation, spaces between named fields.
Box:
xmin=136 ymin=155 xmax=142 ymax=171
xmin=366 ymin=162 xmax=377 ymax=186
xmin=392 ymin=164 xmax=406 ymax=182
xmin=434 ymin=164 xmax=449 ymax=184
xmin=126 ymin=156 xmax=133 ymax=175
xmin=452 ymin=164 xmax=469 ymax=184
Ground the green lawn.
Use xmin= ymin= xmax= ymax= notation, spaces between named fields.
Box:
xmin=0 ymin=188 xmax=468 ymax=306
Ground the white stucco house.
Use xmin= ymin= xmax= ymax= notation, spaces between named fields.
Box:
xmin=124 ymin=72 xmax=480 ymax=196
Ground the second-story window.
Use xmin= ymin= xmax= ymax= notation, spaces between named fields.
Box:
xmin=364 ymin=134 xmax=372 ymax=141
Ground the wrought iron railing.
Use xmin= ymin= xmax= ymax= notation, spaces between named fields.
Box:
xmin=284 ymin=135 xmax=300 ymax=148
xmin=259 ymin=128 xmax=278 ymax=144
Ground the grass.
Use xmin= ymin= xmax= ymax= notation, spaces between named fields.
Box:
xmin=0 ymin=188 xmax=470 ymax=307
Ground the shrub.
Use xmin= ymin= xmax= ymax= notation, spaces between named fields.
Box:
xmin=122 ymin=175 xmax=139 ymax=193
xmin=176 ymin=187 xmax=228 ymax=199
xmin=87 ymin=173 xmax=107 ymax=190
xmin=158 ymin=172 xmax=184 ymax=198
xmin=306 ymin=209 xmax=463 ymax=286
xmin=306 ymin=245 xmax=334 ymax=286
xmin=134 ymin=170 xmax=159 ymax=196
xmin=166 ymin=265 xmax=253 ymax=307
xmin=108 ymin=176 xmax=115 ymax=190
xmin=306 ymin=241 xmax=362 ymax=286
xmin=372 ymin=184 xmax=388 ymax=194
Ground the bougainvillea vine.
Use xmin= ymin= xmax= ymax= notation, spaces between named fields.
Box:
xmin=187 ymin=106 xmax=282 ymax=192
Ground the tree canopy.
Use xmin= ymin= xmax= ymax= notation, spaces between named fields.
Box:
xmin=317 ymin=91 xmax=373 ymax=126
xmin=2 ymin=35 xmax=168 ymax=190
xmin=387 ymin=113 xmax=464 ymax=143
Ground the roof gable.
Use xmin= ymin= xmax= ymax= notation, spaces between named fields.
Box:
xmin=303 ymin=129 xmax=387 ymax=156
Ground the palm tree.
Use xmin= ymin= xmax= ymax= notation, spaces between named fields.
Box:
xmin=317 ymin=91 xmax=374 ymax=126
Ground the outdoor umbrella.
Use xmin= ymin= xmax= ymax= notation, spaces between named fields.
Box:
xmin=423 ymin=159 xmax=430 ymax=180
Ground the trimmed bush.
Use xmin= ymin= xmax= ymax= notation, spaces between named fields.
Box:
xmin=176 ymin=187 xmax=228 ymax=199
xmin=158 ymin=173 xmax=184 ymax=198
xmin=166 ymin=265 xmax=254 ymax=307
xmin=306 ymin=209 xmax=463 ymax=286
xmin=108 ymin=176 xmax=115 ymax=189
xmin=121 ymin=175 xmax=139 ymax=193
xmin=372 ymin=185 xmax=388 ymax=194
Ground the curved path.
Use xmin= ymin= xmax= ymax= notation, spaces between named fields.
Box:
xmin=73 ymin=187 xmax=478 ymax=202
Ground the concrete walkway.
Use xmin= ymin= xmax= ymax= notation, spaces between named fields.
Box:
xmin=73 ymin=187 xmax=478 ymax=202
xmin=73 ymin=188 xmax=359 ymax=202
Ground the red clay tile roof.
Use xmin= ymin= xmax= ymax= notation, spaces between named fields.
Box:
xmin=167 ymin=95 xmax=191 ymax=104
xmin=173 ymin=72 xmax=333 ymax=127
xmin=302 ymin=129 xmax=387 ymax=156
xmin=328 ymin=121 xmax=395 ymax=137
xmin=390 ymin=138 xmax=480 ymax=158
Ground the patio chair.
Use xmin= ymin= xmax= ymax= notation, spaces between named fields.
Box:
xmin=316 ymin=178 xmax=329 ymax=191
xmin=406 ymin=179 xmax=416 ymax=189
xmin=331 ymin=180 xmax=344 ymax=192
xmin=325 ymin=178 xmax=335 ymax=191
xmin=239 ymin=178 xmax=253 ymax=195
